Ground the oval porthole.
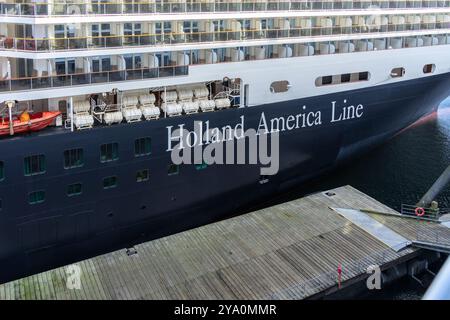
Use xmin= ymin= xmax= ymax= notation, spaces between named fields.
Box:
xmin=390 ymin=67 xmax=405 ymax=78
xmin=270 ymin=81 xmax=291 ymax=93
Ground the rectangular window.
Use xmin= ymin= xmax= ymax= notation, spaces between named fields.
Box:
xmin=359 ymin=71 xmax=369 ymax=81
xmin=135 ymin=137 xmax=152 ymax=157
xmin=0 ymin=161 xmax=4 ymax=181
xmin=124 ymin=23 xmax=132 ymax=35
xmin=64 ymin=148 xmax=84 ymax=169
xmin=316 ymin=71 xmax=370 ymax=87
xmin=341 ymin=73 xmax=351 ymax=83
xmin=168 ymin=164 xmax=179 ymax=176
xmin=67 ymin=183 xmax=82 ymax=197
xmin=100 ymin=143 xmax=119 ymax=163
xmin=423 ymin=64 xmax=435 ymax=74
xmin=24 ymin=155 xmax=46 ymax=176
xmin=29 ymin=190 xmax=45 ymax=204
xmin=322 ymin=76 xmax=333 ymax=85
xmin=103 ymin=176 xmax=118 ymax=189
xmin=136 ymin=169 xmax=149 ymax=182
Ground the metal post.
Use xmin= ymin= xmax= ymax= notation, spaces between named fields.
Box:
xmin=6 ymin=100 xmax=14 ymax=135
xmin=120 ymin=90 xmax=123 ymax=111
xmin=69 ymin=96 xmax=74 ymax=132
xmin=164 ymin=86 xmax=167 ymax=118
xmin=418 ymin=164 xmax=450 ymax=208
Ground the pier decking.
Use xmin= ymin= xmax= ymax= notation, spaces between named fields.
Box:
xmin=1 ymin=185 xmax=450 ymax=300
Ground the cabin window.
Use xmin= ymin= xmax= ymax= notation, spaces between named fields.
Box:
xmin=24 ymin=155 xmax=46 ymax=176
xmin=135 ymin=138 xmax=152 ymax=157
xmin=136 ymin=169 xmax=149 ymax=182
xmin=316 ymin=71 xmax=370 ymax=87
xmin=341 ymin=74 xmax=351 ymax=83
xmin=423 ymin=64 xmax=435 ymax=74
xmin=322 ymin=76 xmax=333 ymax=85
xmin=168 ymin=164 xmax=179 ymax=176
xmin=270 ymin=81 xmax=291 ymax=93
xmin=67 ymin=183 xmax=82 ymax=197
xmin=390 ymin=67 xmax=405 ymax=78
xmin=0 ymin=161 xmax=4 ymax=181
xmin=359 ymin=72 xmax=369 ymax=81
xmin=103 ymin=176 xmax=118 ymax=189
xmin=28 ymin=190 xmax=46 ymax=205
xmin=100 ymin=143 xmax=119 ymax=163
xmin=64 ymin=149 xmax=84 ymax=169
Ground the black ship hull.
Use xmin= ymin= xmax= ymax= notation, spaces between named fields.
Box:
xmin=1 ymin=72 xmax=449 ymax=283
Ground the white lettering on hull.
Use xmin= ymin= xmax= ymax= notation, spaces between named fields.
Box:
xmin=167 ymin=99 xmax=364 ymax=152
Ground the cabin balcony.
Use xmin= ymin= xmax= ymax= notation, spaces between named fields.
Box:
xmin=1 ymin=0 xmax=450 ymax=17
xmin=0 ymin=31 xmax=449 ymax=96
xmin=0 ymin=14 xmax=449 ymax=52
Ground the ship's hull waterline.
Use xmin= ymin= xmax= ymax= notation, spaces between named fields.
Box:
xmin=0 ymin=72 xmax=449 ymax=283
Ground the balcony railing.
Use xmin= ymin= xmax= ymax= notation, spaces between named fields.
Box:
xmin=0 ymin=65 xmax=188 ymax=92
xmin=0 ymin=0 xmax=449 ymax=16
xmin=1 ymin=22 xmax=449 ymax=52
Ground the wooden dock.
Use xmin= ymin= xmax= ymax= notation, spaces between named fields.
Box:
xmin=1 ymin=185 xmax=450 ymax=300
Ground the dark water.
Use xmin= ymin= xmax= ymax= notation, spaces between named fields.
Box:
xmin=279 ymin=97 xmax=450 ymax=213
xmin=275 ymin=97 xmax=450 ymax=299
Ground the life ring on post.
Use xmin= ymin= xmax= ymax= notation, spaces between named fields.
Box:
xmin=415 ymin=207 xmax=425 ymax=217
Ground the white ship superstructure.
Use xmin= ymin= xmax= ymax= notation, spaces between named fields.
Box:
xmin=0 ymin=0 xmax=449 ymax=124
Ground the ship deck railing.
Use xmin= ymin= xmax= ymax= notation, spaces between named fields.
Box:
xmin=1 ymin=22 xmax=450 ymax=52
xmin=1 ymin=0 xmax=450 ymax=17
xmin=0 ymin=65 xmax=189 ymax=93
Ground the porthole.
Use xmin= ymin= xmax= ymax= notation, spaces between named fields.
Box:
xmin=270 ymin=81 xmax=291 ymax=93
xmin=423 ymin=64 xmax=435 ymax=74
xmin=390 ymin=67 xmax=405 ymax=78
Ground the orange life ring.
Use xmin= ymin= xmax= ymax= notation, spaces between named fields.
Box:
xmin=415 ymin=207 xmax=425 ymax=217
xmin=19 ymin=111 xmax=30 ymax=123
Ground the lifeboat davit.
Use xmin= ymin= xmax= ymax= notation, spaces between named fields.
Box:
xmin=0 ymin=111 xmax=61 ymax=136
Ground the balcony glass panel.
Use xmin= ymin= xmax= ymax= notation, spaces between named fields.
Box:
xmin=10 ymin=79 xmax=31 ymax=91
xmin=1 ymin=1 xmax=450 ymax=16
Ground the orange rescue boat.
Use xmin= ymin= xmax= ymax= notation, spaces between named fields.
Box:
xmin=0 ymin=111 xmax=61 ymax=136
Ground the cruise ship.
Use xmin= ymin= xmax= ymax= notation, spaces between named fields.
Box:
xmin=0 ymin=0 xmax=450 ymax=283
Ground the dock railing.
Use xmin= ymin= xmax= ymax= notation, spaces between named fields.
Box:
xmin=401 ymin=204 xmax=441 ymax=221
